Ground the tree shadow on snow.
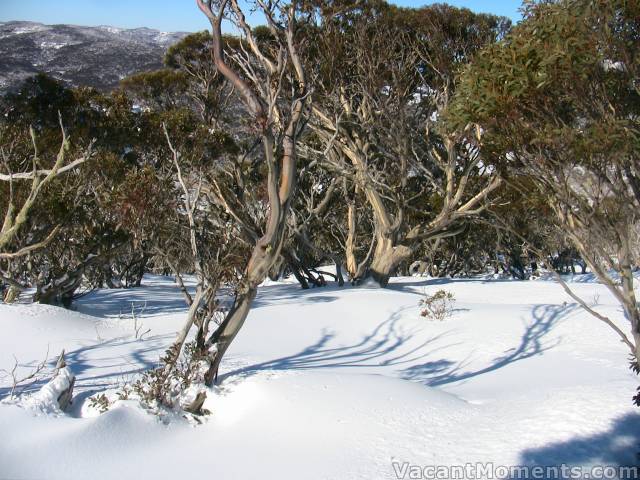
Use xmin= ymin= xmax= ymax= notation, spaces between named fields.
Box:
xmin=251 ymin=282 xmax=345 ymax=308
xmin=387 ymin=276 xmax=531 ymax=292
xmin=401 ymin=303 xmax=577 ymax=386
xmin=0 ymin=333 xmax=173 ymax=399
xmin=221 ymin=303 xmax=577 ymax=388
xmin=504 ymin=413 xmax=640 ymax=479
xmin=63 ymin=333 xmax=173 ymax=387
xmin=74 ymin=283 xmax=192 ymax=318
xmin=220 ymin=306 xmax=455 ymax=382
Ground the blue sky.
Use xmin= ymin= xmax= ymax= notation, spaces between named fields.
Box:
xmin=0 ymin=1 xmax=523 ymax=32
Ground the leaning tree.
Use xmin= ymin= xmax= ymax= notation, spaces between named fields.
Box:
xmin=195 ymin=0 xmax=311 ymax=385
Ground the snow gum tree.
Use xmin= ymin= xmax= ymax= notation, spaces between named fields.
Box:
xmin=164 ymin=31 xmax=240 ymax=130
xmin=306 ymin=2 xmax=508 ymax=286
xmin=0 ymin=76 xmax=97 ymax=303
xmin=450 ymin=0 xmax=640 ymax=407
xmin=0 ymin=75 xmax=185 ymax=305
xmin=196 ymin=0 xmax=311 ymax=384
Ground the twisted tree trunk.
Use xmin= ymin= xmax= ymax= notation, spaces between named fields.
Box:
xmin=369 ymin=239 xmax=413 ymax=287
xmin=197 ymin=0 xmax=308 ymax=385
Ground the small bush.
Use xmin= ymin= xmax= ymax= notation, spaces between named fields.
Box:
xmin=130 ymin=341 xmax=211 ymax=413
xmin=419 ymin=289 xmax=455 ymax=321
xmin=631 ymin=359 xmax=640 ymax=407
xmin=632 ymin=359 xmax=640 ymax=458
xmin=86 ymin=341 xmax=211 ymax=417
xmin=88 ymin=393 xmax=110 ymax=413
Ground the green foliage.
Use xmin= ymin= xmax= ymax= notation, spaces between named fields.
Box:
xmin=165 ymin=31 xmax=212 ymax=70
xmin=449 ymin=0 xmax=640 ymax=165
xmin=2 ymin=73 xmax=76 ymax=131
xmin=164 ymin=31 xmax=242 ymax=127
xmin=120 ymin=69 xmax=189 ymax=111
xmin=447 ymin=0 xmax=640 ymax=256
xmin=0 ymin=75 xmax=196 ymax=301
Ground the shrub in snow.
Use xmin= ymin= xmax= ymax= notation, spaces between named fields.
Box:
xmin=632 ymin=360 xmax=640 ymax=408
xmin=88 ymin=393 xmax=111 ymax=414
xmin=419 ymin=290 xmax=455 ymax=321
xmin=632 ymin=360 xmax=640 ymax=457
xmin=88 ymin=341 xmax=211 ymax=417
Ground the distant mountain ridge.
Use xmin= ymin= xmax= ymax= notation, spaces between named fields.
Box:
xmin=0 ymin=21 xmax=190 ymax=94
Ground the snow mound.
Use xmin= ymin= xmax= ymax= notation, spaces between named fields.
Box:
xmin=22 ymin=366 xmax=74 ymax=415
xmin=0 ymin=370 xmax=472 ymax=480
xmin=1 ymin=274 xmax=639 ymax=479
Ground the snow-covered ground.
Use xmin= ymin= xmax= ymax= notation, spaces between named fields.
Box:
xmin=1 ymin=274 xmax=639 ymax=479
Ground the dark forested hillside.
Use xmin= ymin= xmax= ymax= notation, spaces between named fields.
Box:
xmin=0 ymin=21 xmax=188 ymax=93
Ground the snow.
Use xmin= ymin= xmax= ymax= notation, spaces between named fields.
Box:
xmin=21 ymin=365 xmax=74 ymax=415
xmin=40 ymin=41 xmax=66 ymax=50
xmin=12 ymin=24 xmax=49 ymax=35
xmin=602 ymin=59 xmax=626 ymax=72
xmin=0 ymin=274 xmax=639 ymax=479
xmin=99 ymin=26 xmax=123 ymax=35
